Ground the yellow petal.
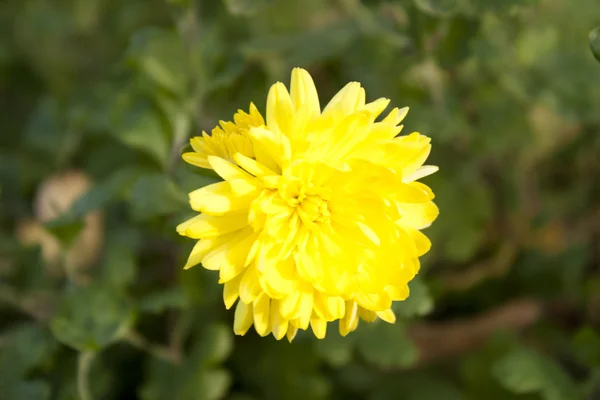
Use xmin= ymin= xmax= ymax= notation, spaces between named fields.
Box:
xmin=396 ymin=201 xmax=439 ymax=230
xmin=290 ymin=68 xmax=320 ymax=117
xmin=376 ymin=309 xmax=396 ymax=323
xmin=361 ymin=98 xmax=390 ymax=118
xmin=386 ymin=284 xmax=410 ymax=301
xmin=314 ymin=294 xmax=345 ymax=321
xmin=182 ymin=152 xmax=210 ymax=169
xmin=323 ymin=82 xmax=365 ymax=117
xmin=266 ymin=82 xmax=294 ymax=135
xmin=402 ymin=165 xmax=439 ymax=183
xmin=270 ymin=299 xmax=289 ymax=340
xmin=253 ymin=292 xmax=271 ymax=337
xmin=208 ymin=155 xmax=255 ymax=182
xmin=296 ymin=292 xmax=313 ymax=329
xmin=310 ymin=317 xmax=327 ymax=339
xmin=183 ymin=238 xmax=220 ymax=270
xmin=176 ymin=213 xmax=247 ymax=239
xmin=339 ymin=301 xmax=359 ymax=337
xmin=404 ymin=227 xmax=432 ymax=256
xmin=239 ymin=265 xmax=262 ymax=304
xmin=233 ymin=153 xmax=276 ymax=177
xmin=356 ymin=291 xmax=391 ymax=312
xmin=279 ymin=291 xmax=300 ymax=319
xmin=293 ymin=251 xmax=320 ymax=283
xmin=189 ymin=181 xmax=253 ymax=215
xmin=223 ymin=274 xmax=242 ymax=309
xmin=286 ymin=325 xmax=298 ymax=342
xmin=358 ymin=307 xmax=377 ymax=323
xmin=233 ymin=301 xmax=254 ymax=336
xmin=248 ymin=127 xmax=291 ymax=167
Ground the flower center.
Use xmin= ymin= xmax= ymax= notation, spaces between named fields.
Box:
xmin=279 ymin=178 xmax=331 ymax=224
xmin=293 ymin=195 xmax=330 ymax=224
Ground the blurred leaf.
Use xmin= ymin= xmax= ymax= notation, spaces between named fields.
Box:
xmin=50 ymin=283 xmax=135 ymax=351
xmin=101 ymin=242 xmax=137 ymax=288
xmin=204 ymin=54 xmax=247 ymax=93
xmin=129 ymin=174 xmax=187 ymax=220
xmin=436 ymin=17 xmax=480 ymax=68
xmin=233 ymin=339 xmax=330 ymax=400
xmin=223 ymin=0 xmax=271 ymax=16
xmin=241 ymin=19 xmax=360 ymax=69
xmin=43 ymin=167 xmax=145 ymax=247
xmin=314 ymin=331 xmax=354 ymax=367
xmin=371 ymin=374 xmax=465 ymax=400
xmin=110 ymin=96 xmax=171 ymax=168
xmin=355 ymin=322 xmax=418 ymax=368
xmin=414 ymin=0 xmax=460 ymax=17
xmin=139 ymin=324 xmax=233 ymax=400
xmin=70 ymin=168 xmax=145 ymax=217
xmin=492 ymin=348 xmax=578 ymax=400
xmin=0 ymin=324 xmax=56 ymax=382
xmin=23 ymin=97 xmax=68 ymax=162
xmin=466 ymin=0 xmax=538 ymax=14
xmin=154 ymin=94 xmax=192 ymax=139
xmin=590 ymin=27 xmax=600 ymax=62
xmin=138 ymin=287 xmax=188 ymax=314
xmin=394 ymin=278 xmax=434 ymax=318
xmin=128 ymin=28 xmax=189 ymax=96
xmin=42 ymin=217 xmax=85 ymax=249
xmin=197 ymin=324 xmax=234 ymax=365
xmin=4 ymin=381 xmax=51 ymax=400
xmin=572 ymin=327 xmax=600 ymax=368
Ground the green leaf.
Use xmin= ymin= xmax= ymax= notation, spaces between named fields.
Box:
xmin=223 ymin=0 xmax=271 ymax=16
xmin=0 ymin=324 xmax=56 ymax=381
xmin=129 ymin=174 xmax=187 ymax=220
xmin=314 ymin=331 xmax=354 ymax=367
xmin=69 ymin=167 xmax=146 ymax=217
xmin=110 ymin=96 xmax=171 ymax=168
xmin=196 ymin=324 xmax=234 ymax=365
xmin=241 ymin=19 xmax=360 ymax=69
xmin=413 ymin=0 xmax=460 ymax=17
xmin=139 ymin=324 xmax=233 ymax=400
xmin=492 ymin=348 xmax=578 ymax=400
xmin=42 ymin=217 xmax=85 ymax=249
xmin=50 ymin=283 xmax=135 ymax=351
xmin=4 ymin=381 xmax=51 ymax=400
xmin=572 ymin=327 xmax=600 ymax=368
xmin=128 ymin=28 xmax=189 ymax=96
xmin=23 ymin=97 xmax=68 ymax=162
xmin=590 ymin=27 xmax=600 ymax=62
xmin=42 ymin=167 xmax=145 ymax=247
xmin=371 ymin=374 xmax=465 ymax=400
xmin=137 ymin=287 xmax=188 ymax=314
xmin=355 ymin=322 xmax=418 ymax=368
xmin=101 ymin=242 xmax=137 ymax=289
xmin=393 ymin=278 xmax=434 ymax=318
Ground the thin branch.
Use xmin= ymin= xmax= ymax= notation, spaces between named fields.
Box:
xmin=123 ymin=330 xmax=181 ymax=364
xmin=409 ymin=299 xmax=542 ymax=366
xmin=77 ymin=351 xmax=95 ymax=400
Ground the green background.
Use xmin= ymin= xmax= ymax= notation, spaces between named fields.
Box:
xmin=1 ymin=0 xmax=600 ymax=399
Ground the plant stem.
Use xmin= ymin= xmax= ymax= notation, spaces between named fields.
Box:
xmin=77 ymin=351 xmax=95 ymax=400
xmin=123 ymin=330 xmax=181 ymax=364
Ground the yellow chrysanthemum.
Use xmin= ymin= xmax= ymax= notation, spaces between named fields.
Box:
xmin=177 ymin=68 xmax=439 ymax=341
xmin=182 ymin=103 xmax=264 ymax=168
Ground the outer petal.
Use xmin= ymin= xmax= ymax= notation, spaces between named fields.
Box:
xmin=290 ymin=68 xmax=320 ymax=117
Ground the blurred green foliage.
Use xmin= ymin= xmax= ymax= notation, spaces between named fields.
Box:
xmin=1 ymin=0 xmax=600 ymax=399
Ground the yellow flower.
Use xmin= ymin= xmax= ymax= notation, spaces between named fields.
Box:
xmin=182 ymin=103 xmax=264 ymax=169
xmin=178 ymin=68 xmax=438 ymax=341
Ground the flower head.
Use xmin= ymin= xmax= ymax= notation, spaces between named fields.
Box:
xmin=178 ymin=68 xmax=438 ymax=341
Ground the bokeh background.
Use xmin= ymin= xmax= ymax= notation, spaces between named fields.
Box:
xmin=2 ymin=0 xmax=600 ymax=399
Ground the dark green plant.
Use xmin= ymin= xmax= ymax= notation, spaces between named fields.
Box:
xmin=1 ymin=0 xmax=599 ymax=399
